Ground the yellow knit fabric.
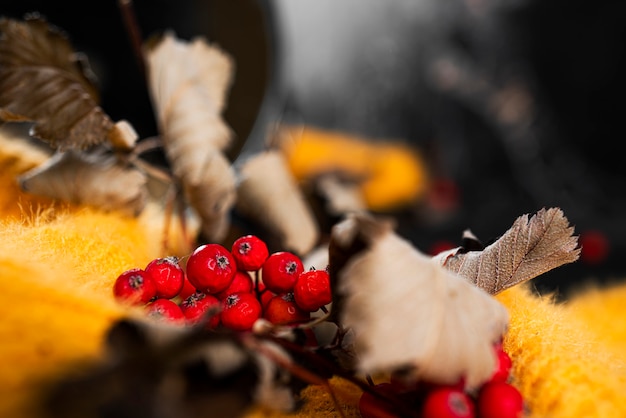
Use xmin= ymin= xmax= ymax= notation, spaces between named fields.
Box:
xmin=496 ymin=286 xmax=626 ymax=418
xmin=2 ymin=136 xmax=626 ymax=417
xmin=279 ymin=125 xmax=429 ymax=211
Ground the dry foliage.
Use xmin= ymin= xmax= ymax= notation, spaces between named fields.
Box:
xmin=145 ymin=31 xmax=236 ymax=241
xmin=433 ymin=207 xmax=580 ymax=294
xmin=329 ymin=213 xmax=509 ymax=389
xmin=0 ymin=15 xmax=114 ymax=150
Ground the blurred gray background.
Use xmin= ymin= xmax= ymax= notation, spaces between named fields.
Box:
xmin=2 ymin=0 xmax=625 ymax=294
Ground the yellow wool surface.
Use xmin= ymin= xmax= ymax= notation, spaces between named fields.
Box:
xmin=2 ymin=137 xmax=626 ymax=417
xmin=566 ymin=281 xmax=626 ymax=356
xmin=497 ymin=286 xmax=626 ymax=418
xmin=279 ymin=125 xmax=429 ymax=211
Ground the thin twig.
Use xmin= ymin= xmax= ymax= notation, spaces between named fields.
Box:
xmin=118 ymin=0 xmax=146 ymax=78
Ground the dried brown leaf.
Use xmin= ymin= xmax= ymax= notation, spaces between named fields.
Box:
xmin=18 ymin=150 xmax=148 ymax=215
xmin=433 ymin=207 xmax=580 ymax=294
xmin=145 ymin=31 xmax=236 ymax=241
xmin=145 ymin=31 xmax=233 ymax=183
xmin=184 ymin=150 xmax=237 ymax=242
xmin=236 ymin=151 xmax=320 ymax=255
xmin=329 ymin=213 xmax=509 ymax=389
xmin=0 ymin=16 xmax=114 ymax=149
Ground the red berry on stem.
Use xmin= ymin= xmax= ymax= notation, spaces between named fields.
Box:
xmin=145 ymin=256 xmax=185 ymax=299
xmin=262 ymin=251 xmax=304 ymax=294
xmin=264 ymin=293 xmax=310 ymax=325
xmin=231 ymin=235 xmax=269 ymax=271
xmin=477 ymin=382 xmax=524 ymax=418
xmin=221 ymin=292 xmax=262 ymax=331
xmin=490 ymin=344 xmax=512 ymax=383
xmin=293 ymin=269 xmax=332 ymax=312
xmin=257 ymin=281 xmax=275 ymax=309
xmin=180 ymin=292 xmax=221 ymax=328
xmin=179 ymin=275 xmax=197 ymax=301
xmin=146 ymin=298 xmax=185 ymax=323
xmin=186 ymin=244 xmax=236 ymax=294
xmin=216 ymin=270 xmax=254 ymax=300
xmin=422 ymin=387 xmax=475 ymax=418
xmin=113 ymin=268 xmax=156 ymax=305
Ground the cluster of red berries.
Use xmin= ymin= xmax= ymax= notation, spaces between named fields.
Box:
xmin=112 ymin=235 xmax=332 ymax=332
xmin=359 ymin=343 xmax=524 ymax=418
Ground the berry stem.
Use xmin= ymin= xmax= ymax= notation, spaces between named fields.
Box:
xmin=254 ymin=270 xmax=261 ymax=300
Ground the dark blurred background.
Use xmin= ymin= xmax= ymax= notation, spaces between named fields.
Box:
xmin=2 ymin=0 xmax=625 ymax=296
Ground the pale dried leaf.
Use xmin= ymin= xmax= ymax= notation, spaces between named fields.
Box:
xmin=433 ymin=207 xmax=580 ymax=294
xmin=145 ymin=32 xmax=236 ymax=241
xmin=108 ymin=120 xmax=139 ymax=151
xmin=18 ymin=150 xmax=147 ymax=215
xmin=316 ymin=175 xmax=366 ymax=215
xmin=183 ymin=150 xmax=237 ymax=242
xmin=237 ymin=151 xmax=320 ymax=255
xmin=145 ymin=31 xmax=234 ymax=184
xmin=0 ymin=16 xmax=113 ymax=149
xmin=330 ymin=213 xmax=508 ymax=389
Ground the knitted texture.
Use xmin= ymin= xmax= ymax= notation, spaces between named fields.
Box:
xmin=497 ymin=286 xmax=626 ymax=418
xmin=2 ymin=138 xmax=626 ymax=417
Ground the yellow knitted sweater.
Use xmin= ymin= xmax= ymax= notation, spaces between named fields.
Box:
xmin=1 ymin=138 xmax=626 ymax=418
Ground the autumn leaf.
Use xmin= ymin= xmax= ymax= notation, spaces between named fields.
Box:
xmin=433 ymin=207 xmax=580 ymax=294
xmin=0 ymin=15 xmax=115 ymax=150
xmin=145 ymin=31 xmax=236 ymax=241
xmin=328 ymin=213 xmax=509 ymax=389
xmin=236 ymin=150 xmax=319 ymax=255
xmin=18 ymin=150 xmax=148 ymax=216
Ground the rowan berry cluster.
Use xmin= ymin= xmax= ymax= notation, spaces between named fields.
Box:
xmin=112 ymin=235 xmax=331 ymax=332
xmin=359 ymin=342 xmax=524 ymax=418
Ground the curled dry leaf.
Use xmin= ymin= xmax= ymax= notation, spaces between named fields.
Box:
xmin=145 ymin=31 xmax=236 ymax=241
xmin=236 ymin=150 xmax=320 ymax=256
xmin=0 ymin=16 xmax=115 ymax=150
xmin=43 ymin=319 xmax=299 ymax=418
xmin=329 ymin=213 xmax=509 ymax=389
xmin=433 ymin=207 xmax=580 ymax=294
xmin=184 ymin=150 xmax=236 ymax=242
xmin=18 ymin=150 xmax=148 ymax=216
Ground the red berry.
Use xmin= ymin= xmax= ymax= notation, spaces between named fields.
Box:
xmin=221 ymin=292 xmax=262 ymax=331
xmin=258 ymin=283 xmax=275 ymax=309
xmin=145 ymin=298 xmax=185 ymax=323
xmin=261 ymin=252 xmax=304 ymax=294
xmin=579 ymin=230 xmax=609 ymax=265
xmin=231 ymin=235 xmax=269 ymax=271
xmin=180 ymin=292 xmax=221 ymax=328
xmin=186 ymin=244 xmax=236 ymax=294
xmin=477 ymin=382 xmax=524 ymax=418
xmin=428 ymin=240 xmax=457 ymax=256
xmin=490 ymin=344 xmax=512 ymax=383
xmin=422 ymin=387 xmax=475 ymax=418
xmin=145 ymin=256 xmax=185 ymax=299
xmin=293 ymin=269 xmax=332 ymax=312
xmin=179 ymin=275 xmax=197 ymax=301
xmin=216 ymin=270 xmax=254 ymax=300
xmin=113 ymin=268 xmax=156 ymax=305
xmin=264 ymin=293 xmax=310 ymax=325
xmin=427 ymin=178 xmax=460 ymax=212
